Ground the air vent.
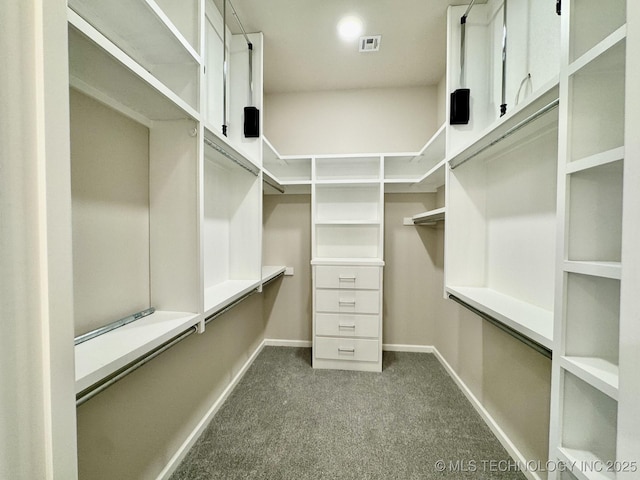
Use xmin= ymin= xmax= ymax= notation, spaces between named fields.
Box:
xmin=359 ymin=35 xmax=381 ymax=52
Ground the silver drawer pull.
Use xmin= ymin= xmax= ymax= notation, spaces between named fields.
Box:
xmin=338 ymin=275 xmax=356 ymax=281
xmin=338 ymin=347 xmax=355 ymax=353
xmin=338 ymin=323 xmax=356 ymax=329
xmin=338 ymin=300 xmax=356 ymax=306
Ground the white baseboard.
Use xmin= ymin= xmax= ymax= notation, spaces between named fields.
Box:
xmin=264 ymin=338 xmax=312 ymax=348
xmin=156 ymin=339 xmax=267 ymax=480
xmin=431 ymin=347 xmax=542 ymax=480
xmin=382 ymin=343 xmax=434 ymax=353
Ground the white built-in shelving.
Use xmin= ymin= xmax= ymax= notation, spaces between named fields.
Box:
xmin=69 ymin=0 xmax=272 ymax=397
xmin=549 ymin=1 xmax=630 ymax=478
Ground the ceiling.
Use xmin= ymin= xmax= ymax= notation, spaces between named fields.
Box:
xmin=217 ymin=0 xmax=477 ymax=94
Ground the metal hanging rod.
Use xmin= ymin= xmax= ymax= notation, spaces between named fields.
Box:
xmin=262 ymin=271 xmax=285 ymax=288
xmin=263 ymin=175 xmax=285 ymax=194
xmin=222 ymin=0 xmax=228 ymax=136
xmin=227 ymin=0 xmax=254 ymax=108
xmin=448 ymin=295 xmax=552 ymax=359
xmin=500 ymin=0 xmax=508 ymax=116
xmin=76 ymin=324 xmax=198 ymax=406
xmin=228 ymin=0 xmax=251 ymax=47
xmin=205 ymin=289 xmax=258 ymax=325
xmin=74 ymin=307 xmax=155 ymax=346
xmin=459 ymin=0 xmax=478 ymax=87
xmin=450 ymin=98 xmax=559 ymax=169
xmin=203 ymin=136 xmax=259 ymax=176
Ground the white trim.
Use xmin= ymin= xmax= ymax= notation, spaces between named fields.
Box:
xmin=156 ymin=340 xmax=266 ymax=480
xmin=263 ymin=338 xmax=312 ymax=348
xmin=382 ymin=344 xmax=434 ymax=353
xmin=431 ymin=348 xmax=543 ymax=480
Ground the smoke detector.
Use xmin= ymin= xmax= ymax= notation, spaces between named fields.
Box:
xmin=359 ymin=35 xmax=381 ymax=52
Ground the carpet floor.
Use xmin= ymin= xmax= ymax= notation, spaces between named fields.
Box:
xmin=170 ymin=347 xmax=526 ymax=479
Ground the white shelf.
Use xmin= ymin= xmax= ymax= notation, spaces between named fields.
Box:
xmin=75 ymin=310 xmax=200 ymax=394
xmin=316 ymin=221 xmax=381 ymax=226
xmin=68 ymin=0 xmax=200 ymax=66
xmin=314 ymin=179 xmax=381 ymax=186
xmin=564 ymin=261 xmax=622 ymax=280
xmin=569 ymin=25 xmax=627 ymax=76
xmin=311 ymin=258 xmax=385 ymax=267
xmin=384 ymin=123 xmax=446 ymax=182
xmin=262 ymin=266 xmax=286 ymax=284
xmin=566 ymin=147 xmax=624 ymax=174
xmin=446 ymin=286 xmax=554 ymax=350
xmin=557 ymin=448 xmax=616 ymax=480
xmin=408 ymin=207 xmax=445 ymax=225
xmin=68 ymin=10 xmax=198 ymax=124
xmin=559 ymin=356 xmax=619 ymax=400
xmin=203 ymin=280 xmax=261 ymax=318
xmin=449 ymin=77 xmax=559 ymax=168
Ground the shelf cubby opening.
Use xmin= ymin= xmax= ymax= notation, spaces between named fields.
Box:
xmin=68 ymin=1 xmax=200 ymax=111
xmin=315 ymin=157 xmax=381 ymax=182
xmin=569 ymin=0 xmax=626 ymax=63
xmin=315 ymin=184 xmax=381 ymax=224
xmin=567 ymin=161 xmax=623 ymax=263
xmin=561 ymin=371 xmax=618 ymax=471
xmin=564 ymin=273 xmax=620 ymax=365
xmin=315 ymin=225 xmax=381 ymax=260
xmin=568 ymin=39 xmax=626 ymax=162
xmin=203 ymin=137 xmax=262 ymax=315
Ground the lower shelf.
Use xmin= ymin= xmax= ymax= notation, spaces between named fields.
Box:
xmin=204 ymin=279 xmax=261 ymax=318
xmin=75 ymin=310 xmax=200 ymax=394
xmin=559 ymin=356 xmax=619 ymax=400
xmin=446 ymin=286 xmax=554 ymax=350
xmin=557 ymin=447 xmax=616 ymax=480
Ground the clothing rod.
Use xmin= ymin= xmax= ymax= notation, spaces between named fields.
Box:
xmin=500 ymin=0 xmax=508 ymax=116
xmin=76 ymin=325 xmax=198 ymax=406
xmin=228 ymin=0 xmax=251 ymax=46
xmin=450 ymin=98 xmax=559 ymax=169
xmin=263 ymin=176 xmax=285 ymax=194
xmin=74 ymin=307 xmax=155 ymax=346
xmin=203 ymin=136 xmax=259 ymax=176
xmin=262 ymin=271 xmax=285 ymax=288
xmin=448 ymin=295 xmax=552 ymax=359
xmin=205 ymin=289 xmax=258 ymax=325
xmin=460 ymin=0 xmax=477 ymax=87
xmin=227 ymin=0 xmax=253 ymax=106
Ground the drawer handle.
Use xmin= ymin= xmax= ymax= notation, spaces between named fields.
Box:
xmin=338 ymin=323 xmax=356 ymax=329
xmin=338 ymin=300 xmax=356 ymax=306
xmin=338 ymin=347 xmax=355 ymax=354
xmin=338 ymin=275 xmax=356 ymax=282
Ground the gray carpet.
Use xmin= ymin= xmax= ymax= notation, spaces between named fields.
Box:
xmin=170 ymin=347 xmax=526 ymax=479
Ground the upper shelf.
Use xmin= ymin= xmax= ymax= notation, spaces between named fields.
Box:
xmin=449 ymin=78 xmax=559 ymax=169
xmin=68 ymin=0 xmax=200 ymax=66
xmin=405 ymin=207 xmax=446 ymax=226
xmin=68 ymin=10 xmax=199 ymax=124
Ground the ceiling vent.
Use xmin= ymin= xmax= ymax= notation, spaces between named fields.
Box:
xmin=359 ymin=35 xmax=381 ymax=52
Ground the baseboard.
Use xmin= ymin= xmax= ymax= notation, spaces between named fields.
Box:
xmin=431 ymin=347 xmax=542 ymax=480
xmin=156 ymin=339 xmax=267 ymax=480
xmin=382 ymin=343 xmax=434 ymax=353
xmin=264 ymin=338 xmax=312 ymax=348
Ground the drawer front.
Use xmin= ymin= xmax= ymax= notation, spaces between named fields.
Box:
xmin=315 ymin=265 xmax=380 ymax=290
xmin=315 ymin=289 xmax=379 ymax=314
xmin=315 ymin=337 xmax=379 ymax=362
xmin=315 ymin=313 xmax=379 ymax=338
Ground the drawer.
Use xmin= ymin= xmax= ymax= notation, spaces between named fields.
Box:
xmin=315 ymin=337 xmax=379 ymax=362
xmin=315 ymin=289 xmax=379 ymax=314
xmin=315 ymin=313 xmax=379 ymax=338
xmin=315 ymin=265 xmax=380 ymax=290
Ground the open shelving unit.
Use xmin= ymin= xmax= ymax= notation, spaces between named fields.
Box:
xmin=549 ymin=1 xmax=629 ymax=478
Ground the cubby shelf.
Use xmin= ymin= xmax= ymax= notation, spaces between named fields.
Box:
xmin=557 ymin=448 xmax=615 ymax=480
xmin=568 ymin=25 xmax=627 ymax=77
xmin=559 ymin=356 xmax=619 ymax=401
xmin=446 ymin=286 xmax=554 ymax=350
xmin=311 ymin=258 xmax=385 ymax=267
xmin=68 ymin=10 xmax=199 ymax=124
xmin=314 ymin=180 xmax=381 ymax=186
xmin=566 ymin=148 xmax=624 ymax=175
xmin=68 ymin=0 xmax=200 ymax=64
xmin=563 ymin=261 xmax=622 ymax=280
xmin=75 ymin=311 xmax=201 ymax=394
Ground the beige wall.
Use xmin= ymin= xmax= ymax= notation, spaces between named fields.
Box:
xmin=262 ymin=194 xmax=312 ymax=341
xmin=264 ymin=86 xmax=439 ymax=155
xmin=76 ymin=295 xmax=265 ymax=480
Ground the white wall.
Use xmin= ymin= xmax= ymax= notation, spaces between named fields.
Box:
xmin=265 ymin=86 xmax=439 ymax=154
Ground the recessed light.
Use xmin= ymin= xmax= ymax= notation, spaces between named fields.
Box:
xmin=337 ymin=15 xmax=363 ymax=41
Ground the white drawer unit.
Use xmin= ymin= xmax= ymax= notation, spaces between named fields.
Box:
xmin=315 ymin=337 xmax=379 ymax=363
xmin=315 ymin=289 xmax=380 ymax=315
xmin=315 ymin=265 xmax=380 ymax=290
xmin=315 ymin=313 xmax=380 ymax=338
xmin=312 ymin=262 xmax=383 ymax=372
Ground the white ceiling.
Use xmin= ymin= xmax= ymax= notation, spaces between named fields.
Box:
xmin=218 ymin=0 xmax=477 ymax=94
